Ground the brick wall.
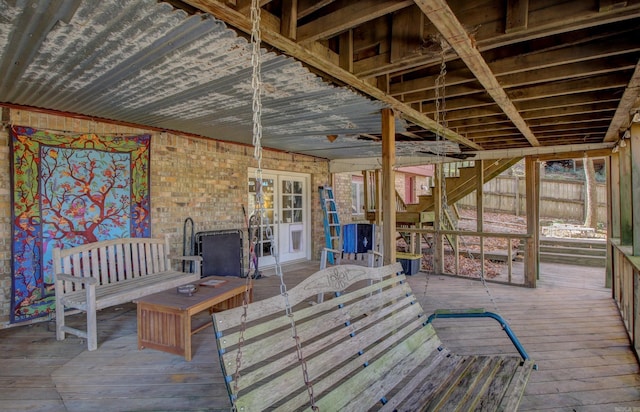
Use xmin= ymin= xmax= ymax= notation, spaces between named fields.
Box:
xmin=0 ymin=108 xmax=330 ymax=326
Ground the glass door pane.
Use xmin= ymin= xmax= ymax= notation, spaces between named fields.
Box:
xmin=248 ymin=176 xmax=275 ymax=260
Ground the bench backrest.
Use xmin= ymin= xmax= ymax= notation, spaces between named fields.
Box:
xmin=213 ymin=262 xmax=440 ymax=410
xmin=53 ymin=237 xmax=172 ymax=292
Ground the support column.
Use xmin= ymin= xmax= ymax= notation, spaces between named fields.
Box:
xmin=476 ymin=160 xmax=485 ymax=278
xmin=610 ymin=154 xmax=621 ymax=240
xmin=433 ymin=164 xmax=443 ymax=275
xmin=381 ymin=108 xmax=396 ymax=265
xmin=525 ymin=156 xmax=539 ymax=287
xmin=363 ymin=170 xmax=370 ymax=218
xmin=375 ymin=170 xmax=383 ymax=226
xmin=605 ymin=157 xmax=613 ymax=289
xmin=631 ymin=123 xmax=640 ymax=255
xmin=620 ymin=136 xmax=633 ymax=246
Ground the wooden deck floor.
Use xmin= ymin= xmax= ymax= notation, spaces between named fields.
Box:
xmin=1 ymin=262 xmax=638 ymax=411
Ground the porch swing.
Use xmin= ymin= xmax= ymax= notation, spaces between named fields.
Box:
xmin=210 ymin=1 xmax=535 ymax=410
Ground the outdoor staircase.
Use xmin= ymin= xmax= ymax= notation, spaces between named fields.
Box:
xmin=397 ymin=158 xmax=522 ymax=224
xmin=538 ymin=237 xmax=607 ymax=267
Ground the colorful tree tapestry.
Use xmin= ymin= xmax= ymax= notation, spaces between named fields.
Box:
xmin=10 ymin=126 xmax=151 ymax=323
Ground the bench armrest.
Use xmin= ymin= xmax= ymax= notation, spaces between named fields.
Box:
xmin=169 ymin=255 xmax=202 ymax=276
xmin=55 ymin=273 xmax=98 ymax=286
xmin=426 ymin=309 xmax=531 ymax=362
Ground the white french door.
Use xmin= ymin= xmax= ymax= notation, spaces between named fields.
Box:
xmin=248 ymin=170 xmax=310 ymax=267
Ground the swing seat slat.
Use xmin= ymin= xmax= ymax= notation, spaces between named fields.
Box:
xmin=212 ymin=263 xmax=534 ymax=411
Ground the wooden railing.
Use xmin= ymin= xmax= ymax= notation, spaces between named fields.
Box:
xmin=443 ymin=161 xmax=475 ymax=178
xmin=396 ymin=190 xmax=407 ymax=212
xmin=610 ymin=238 xmax=640 ymax=358
xmin=398 ymin=227 xmax=533 ymax=287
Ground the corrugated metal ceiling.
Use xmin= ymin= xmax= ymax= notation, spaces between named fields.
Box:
xmin=0 ymin=0 xmax=457 ymax=159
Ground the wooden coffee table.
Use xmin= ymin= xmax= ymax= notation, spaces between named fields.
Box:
xmin=135 ymin=276 xmax=252 ymax=361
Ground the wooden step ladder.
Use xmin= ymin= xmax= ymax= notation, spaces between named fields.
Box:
xmin=319 ymin=185 xmax=340 ymax=264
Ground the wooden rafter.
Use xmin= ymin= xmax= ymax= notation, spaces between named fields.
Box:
xmin=354 ymin=3 xmax=640 ymax=79
xmin=604 ymin=59 xmax=640 ymax=142
xmin=414 ymin=0 xmax=540 ymax=147
xmin=297 ymin=0 xmax=413 ymax=43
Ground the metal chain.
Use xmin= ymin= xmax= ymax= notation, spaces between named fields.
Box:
xmin=426 ymin=40 xmax=447 ymax=297
xmin=233 ymin=1 xmax=318 ymax=410
xmin=436 ymin=39 xmax=499 ymax=312
xmin=432 ymin=40 xmax=499 ymax=313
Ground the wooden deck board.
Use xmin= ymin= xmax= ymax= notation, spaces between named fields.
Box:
xmin=0 ymin=261 xmax=638 ymax=411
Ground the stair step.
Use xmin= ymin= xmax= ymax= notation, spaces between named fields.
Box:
xmin=540 ymin=251 xmax=606 ymax=267
xmin=540 ymin=245 xmax=607 ymax=257
xmin=539 ymin=237 xmax=606 ymax=249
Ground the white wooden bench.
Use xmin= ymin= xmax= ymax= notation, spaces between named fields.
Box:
xmin=213 ymin=263 xmax=535 ymax=411
xmin=54 ymin=236 xmax=202 ymax=351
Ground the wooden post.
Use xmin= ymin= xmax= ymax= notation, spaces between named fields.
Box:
xmin=631 ymin=123 xmax=640 ymax=256
xmin=606 ymin=155 xmax=617 ymax=290
xmin=476 ymin=160 xmax=485 ymax=278
xmin=610 ymin=153 xmax=621 ymax=240
xmin=375 ymin=170 xmax=383 ymax=226
xmin=381 ymin=108 xmax=396 ymax=265
xmin=433 ymin=164 xmax=443 ymax=275
xmin=514 ymin=174 xmax=520 ymax=216
xmin=620 ymin=137 xmax=633 ymax=245
xmin=363 ymin=170 xmax=370 ymax=217
xmin=525 ymin=156 xmax=539 ymax=287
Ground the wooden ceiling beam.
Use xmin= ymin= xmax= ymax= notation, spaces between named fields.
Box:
xmin=396 ymin=60 xmax=634 ymax=105
xmin=236 ymin=0 xmax=274 ymax=14
xmin=419 ymin=90 xmax=618 ymax=114
xmin=534 ymin=128 xmax=609 ymax=139
xmin=442 ymin=101 xmax=617 ymax=123
xmin=390 ymin=42 xmax=640 ymax=97
xmin=527 ymin=113 xmax=616 ymax=128
xmin=330 ymin=142 xmax=614 ymax=172
xmin=297 ymin=0 xmax=337 ymax=19
xmin=416 ymin=0 xmax=540 ymax=146
xmin=505 ymin=0 xmax=528 ymax=33
xmin=280 ymin=0 xmax=298 ymax=39
xmin=522 ymin=102 xmax=618 ymax=121
xmin=183 ymin=0 xmax=483 ymax=150
xmin=509 ymin=72 xmax=630 ymax=102
xmin=447 ymin=116 xmax=512 ymax=129
xmin=604 ymin=59 xmax=640 ymax=142
xmin=355 ymin=3 xmax=640 ymax=78
xmin=296 ymin=0 xmax=413 ymax=43
xmin=531 ymin=121 xmax=611 ymax=132
xmin=516 ymin=93 xmax=619 ymax=113
xmin=536 ymin=148 xmax=613 ymax=161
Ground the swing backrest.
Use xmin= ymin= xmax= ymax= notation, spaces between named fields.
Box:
xmin=212 ymin=263 xmax=534 ymax=411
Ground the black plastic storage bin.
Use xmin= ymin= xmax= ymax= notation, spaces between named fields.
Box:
xmin=396 ymin=252 xmax=422 ymax=275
